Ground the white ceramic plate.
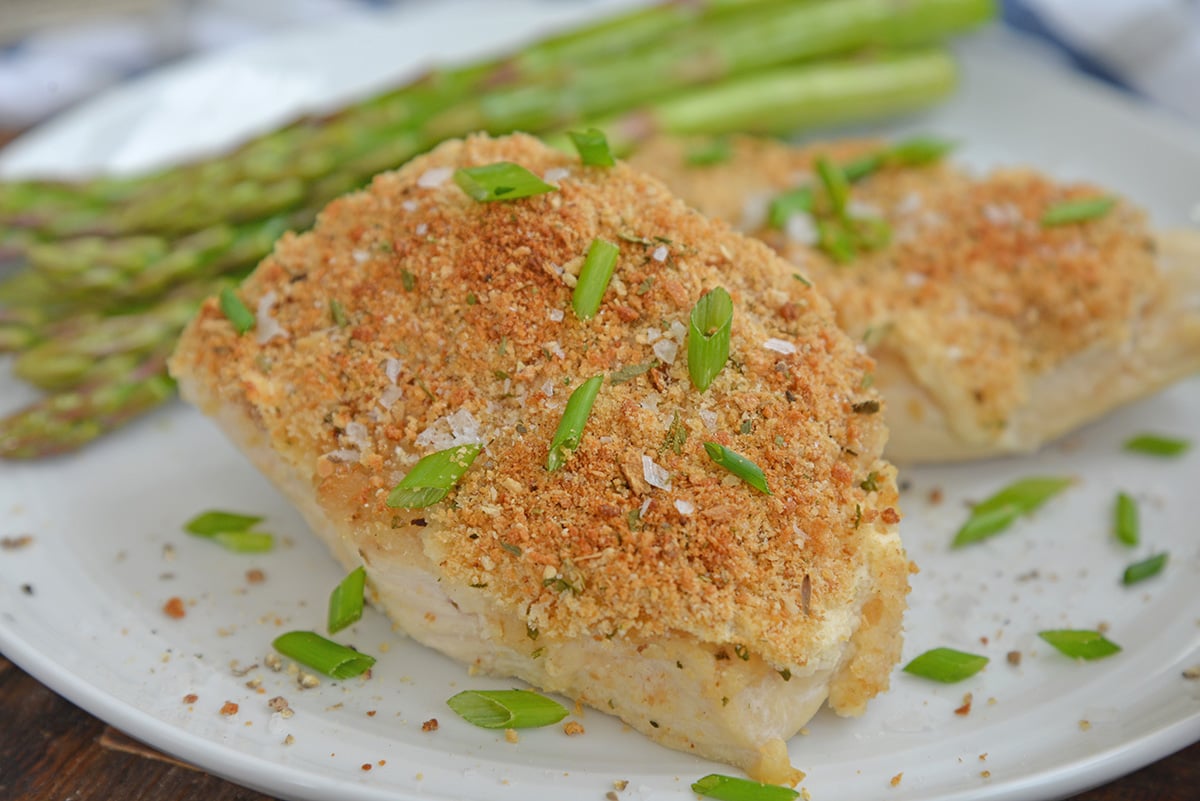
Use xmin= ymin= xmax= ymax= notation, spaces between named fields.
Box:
xmin=2 ymin=4 xmax=1199 ymax=800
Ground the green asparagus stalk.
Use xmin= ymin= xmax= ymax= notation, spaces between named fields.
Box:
xmin=424 ymin=0 xmax=993 ymax=137
xmin=28 ymin=213 xmax=298 ymax=311
xmin=13 ymin=285 xmax=206 ymax=390
xmin=596 ymin=49 xmax=959 ymax=149
xmin=0 ymin=352 xmax=175 ymax=460
xmin=0 ymin=0 xmax=791 ymax=225
xmin=2 ymin=0 xmax=991 ymax=239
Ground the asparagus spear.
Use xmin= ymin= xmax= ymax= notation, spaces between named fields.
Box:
xmin=1 ymin=0 xmax=992 ymax=239
xmin=424 ymin=0 xmax=993 ymax=137
xmin=13 ymin=286 xmax=206 ymax=391
xmin=0 ymin=352 xmax=175 ymax=460
xmin=597 ymin=49 xmax=959 ymax=149
xmin=0 ymin=0 xmax=789 ymax=223
xmin=29 ymin=213 xmax=297 ymax=310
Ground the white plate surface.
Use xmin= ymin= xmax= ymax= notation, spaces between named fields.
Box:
xmin=2 ymin=4 xmax=1199 ymax=801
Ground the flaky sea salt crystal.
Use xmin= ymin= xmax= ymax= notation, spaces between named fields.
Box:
xmin=543 ymin=167 xmax=570 ymax=183
xmin=652 ymin=245 xmax=668 ymax=262
xmin=784 ymin=212 xmax=818 ymax=246
xmin=642 ymin=455 xmax=671 ymax=490
xmin=255 ymin=291 xmax=287 ymax=344
xmin=384 ymin=358 xmax=403 ymax=385
xmin=417 ymin=167 xmax=453 ymax=188
xmin=379 ymin=385 xmax=404 ymax=410
xmin=652 ymin=338 xmax=678 ymax=364
xmin=674 ymin=499 xmax=694 ymax=515
xmin=763 ymin=338 xmax=797 ymax=355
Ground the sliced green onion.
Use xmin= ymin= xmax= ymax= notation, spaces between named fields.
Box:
xmin=446 ymin=689 xmax=568 ymax=729
xmin=687 ymin=287 xmax=732 ymax=392
xmin=1114 ymin=492 xmax=1139 ymax=546
xmin=212 ymin=530 xmax=274 ymax=553
xmin=572 ymin=238 xmax=620 ymax=320
xmin=1038 ymin=629 xmax=1122 ymax=660
xmin=184 ymin=510 xmax=262 ymax=537
xmin=219 ymin=287 xmax=255 ymax=335
xmin=851 ymin=216 xmax=892 ymax=252
xmin=328 ymin=566 xmax=367 ymax=634
xmin=703 ymin=442 xmax=770 ymax=495
xmin=1041 ymin=196 xmax=1116 ymax=227
xmin=767 ymin=186 xmax=814 ymax=229
xmin=685 ymin=137 xmax=732 ymax=167
xmin=952 ymin=476 xmax=1073 ymax=548
xmin=453 ymin=162 xmax=557 ymax=202
xmin=386 ymin=443 xmax=482 ymax=508
xmin=902 ymin=647 xmax=989 ymax=683
xmin=547 ymin=375 xmax=603 ymax=472
xmin=884 ymin=136 xmax=956 ymax=167
xmin=840 ymin=153 xmax=883 ymax=183
xmin=568 ymin=128 xmax=616 ymax=167
xmin=814 ymin=156 xmax=850 ymax=218
xmin=329 ymin=298 xmax=349 ymax=327
xmin=1123 ymin=552 xmax=1168 ymax=585
xmin=1123 ymin=433 xmax=1190 ymax=457
xmin=272 ymin=631 xmax=376 ymax=679
xmin=691 ymin=773 xmax=799 ymax=801
xmin=816 ymin=218 xmax=855 ymax=264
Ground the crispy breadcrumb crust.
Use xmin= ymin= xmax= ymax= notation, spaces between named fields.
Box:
xmin=630 ymin=136 xmax=1166 ymax=445
xmin=170 ymin=133 xmax=906 ymax=677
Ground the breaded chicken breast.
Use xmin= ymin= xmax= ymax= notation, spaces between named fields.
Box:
xmin=630 ymin=136 xmax=1200 ymax=463
xmin=169 ymin=133 xmax=909 ymax=783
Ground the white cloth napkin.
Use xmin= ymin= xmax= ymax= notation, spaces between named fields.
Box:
xmin=1009 ymin=0 xmax=1200 ymax=124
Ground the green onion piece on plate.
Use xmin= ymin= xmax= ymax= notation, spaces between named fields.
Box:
xmin=572 ymin=238 xmax=620 ymax=320
xmin=568 ymin=128 xmax=616 ymax=167
xmin=212 ymin=530 xmax=274 ymax=553
xmin=767 ymin=186 xmax=814 ymax=229
xmin=328 ymin=566 xmax=367 ymax=634
xmin=1114 ymin=491 xmax=1139 ymax=546
xmin=952 ymin=476 xmax=1073 ymax=548
xmin=453 ymin=162 xmax=557 ymax=202
xmin=703 ymin=442 xmax=770 ymax=495
xmin=184 ymin=510 xmax=263 ymax=537
xmin=1038 ymin=629 xmax=1122 ymax=660
xmin=903 ymin=647 xmax=989 ymax=683
xmin=447 ymin=689 xmax=568 ymax=729
xmin=272 ymin=631 xmax=376 ymax=679
xmin=219 ymin=287 xmax=255 ymax=335
xmin=1123 ymin=552 xmax=1168 ymax=585
xmin=685 ymin=137 xmax=732 ymax=167
xmin=1123 ymin=433 xmax=1190 ymax=457
xmin=547 ymin=375 xmax=603 ymax=472
xmin=1041 ymin=196 xmax=1116 ymax=227
xmin=687 ymin=287 xmax=733 ymax=392
xmin=691 ymin=773 xmax=799 ymax=801
xmin=387 ymin=443 xmax=482 ymax=508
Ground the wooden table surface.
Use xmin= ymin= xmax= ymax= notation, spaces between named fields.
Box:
xmin=1 ymin=652 xmax=1196 ymax=801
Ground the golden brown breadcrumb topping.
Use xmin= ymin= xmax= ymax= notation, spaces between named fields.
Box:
xmin=630 ymin=136 xmax=1157 ymax=431
xmin=171 ymin=133 xmax=900 ymax=669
